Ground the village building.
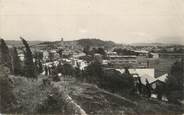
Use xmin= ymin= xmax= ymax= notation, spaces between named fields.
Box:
xmin=116 ymin=68 xmax=168 ymax=100
xmin=108 ymin=54 xmax=137 ymax=68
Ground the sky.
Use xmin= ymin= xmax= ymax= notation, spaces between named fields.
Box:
xmin=0 ymin=0 xmax=184 ymax=44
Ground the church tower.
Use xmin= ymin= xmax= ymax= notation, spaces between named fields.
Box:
xmin=60 ymin=37 xmax=64 ymax=47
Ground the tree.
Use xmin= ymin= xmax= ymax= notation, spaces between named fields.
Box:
xmin=102 ymin=69 xmax=123 ymax=93
xmin=35 ymin=59 xmax=43 ymax=74
xmin=57 ymin=49 xmax=63 ymax=58
xmin=83 ymin=45 xmax=90 ymax=55
xmin=33 ymin=51 xmax=43 ymax=61
xmin=97 ymin=48 xmax=106 ymax=57
xmin=74 ymin=62 xmax=82 ymax=79
xmin=38 ymin=59 xmax=43 ymax=73
xmin=84 ymin=61 xmax=104 ymax=83
xmin=10 ymin=47 xmax=22 ymax=75
xmin=62 ymin=63 xmax=74 ymax=76
xmin=48 ymin=51 xmax=54 ymax=62
xmin=33 ymin=51 xmax=43 ymax=74
xmin=20 ymin=37 xmax=36 ymax=78
xmin=166 ymin=59 xmax=184 ymax=104
xmin=0 ymin=39 xmax=12 ymax=71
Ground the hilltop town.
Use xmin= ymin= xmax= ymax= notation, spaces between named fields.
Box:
xmin=0 ymin=37 xmax=184 ymax=114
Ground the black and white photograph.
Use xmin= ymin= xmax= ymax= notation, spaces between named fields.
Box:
xmin=0 ymin=0 xmax=184 ymax=114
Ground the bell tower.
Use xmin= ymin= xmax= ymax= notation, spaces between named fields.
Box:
xmin=60 ymin=37 xmax=64 ymax=47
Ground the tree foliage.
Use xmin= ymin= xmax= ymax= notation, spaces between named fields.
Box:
xmin=20 ymin=37 xmax=36 ymax=78
xmin=10 ymin=47 xmax=22 ymax=75
xmin=57 ymin=48 xmax=64 ymax=58
xmin=83 ymin=62 xmax=135 ymax=95
xmin=0 ymin=39 xmax=12 ymax=71
xmin=62 ymin=63 xmax=75 ymax=76
xmin=34 ymin=51 xmax=43 ymax=74
xmin=166 ymin=59 xmax=184 ymax=103
xmin=48 ymin=51 xmax=54 ymax=62
xmin=83 ymin=45 xmax=90 ymax=55
xmin=84 ymin=61 xmax=104 ymax=83
xmin=0 ymin=65 xmax=16 ymax=113
xmin=102 ymin=69 xmax=135 ymax=94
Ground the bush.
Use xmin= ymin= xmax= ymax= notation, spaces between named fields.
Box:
xmin=101 ymin=69 xmax=135 ymax=94
xmin=36 ymin=88 xmax=65 ymax=114
xmin=84 ymin=62 xmax=135 ymax=95
xmin=84 ymin=61 xmax=104 ymax=83
xmin=62 ymin=63 xmax=75 ymax=76
xmin=0 ymin=65 xmax=16 ymax=113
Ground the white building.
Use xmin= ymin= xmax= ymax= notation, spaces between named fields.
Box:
xmin=116 ymin=68 xmax=167 ymax=85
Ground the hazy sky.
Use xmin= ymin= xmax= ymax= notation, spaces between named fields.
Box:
xmin=0 ymin=0 xmax=184 ymax=44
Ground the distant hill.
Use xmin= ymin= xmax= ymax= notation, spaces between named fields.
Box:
xmin=5 ymin=40 xmax=46 ymax=47
xmin=76 ymin=38 xmax=116 ymax=49
xmin=131 ymin=42 xmax=184 ymax=47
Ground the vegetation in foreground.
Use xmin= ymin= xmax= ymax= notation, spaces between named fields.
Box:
xmin=0 ymin=38 xmax=184 ymax=114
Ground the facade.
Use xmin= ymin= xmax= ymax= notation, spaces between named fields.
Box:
xmin=108 ymin=55 xmax=137 ymax=68
xmin=137 ymin=56 xmax=159 ymax=68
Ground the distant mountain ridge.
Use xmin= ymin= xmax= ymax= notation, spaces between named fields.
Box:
xmin=131 ymin=42 xmax=184 ymax=46
xmin=5 ymin=40 xmax=46 ymax=47
xmin=5 ymin=39 xmax=183 ymax=48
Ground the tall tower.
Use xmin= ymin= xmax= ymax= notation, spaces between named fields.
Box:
xmin=60 ymin=37 xmax=64 ymax=47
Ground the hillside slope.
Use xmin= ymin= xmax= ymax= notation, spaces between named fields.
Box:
xmin=68 ymin=82 xmax=183 ymax=115
xmin=76 ymin=39 xmax=116 ymax=49
xmin=9 ymin=75 xmax=184 ymax=114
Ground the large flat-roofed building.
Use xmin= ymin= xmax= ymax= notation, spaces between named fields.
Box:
xmin=108 ymin=55 xmax=137 ymax=68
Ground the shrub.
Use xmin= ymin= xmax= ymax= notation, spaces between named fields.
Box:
xmin=0 ymin=65 xmax=16 ymax=113
xmin=101 ymin=69 xmax=135 ymax=94
xmin=62 ymin=63 xmax=75 ymax=76
xmin=36 ymin=88 xmax=65 ymax=114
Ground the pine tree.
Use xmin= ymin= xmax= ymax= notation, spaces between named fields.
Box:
xmin=10 ymin=47 xmax=22 ymax=75
xmin=0 ymin=39 xmax=12 ymax=71
xmin=20 ymin=37 xmax=36 ymax=78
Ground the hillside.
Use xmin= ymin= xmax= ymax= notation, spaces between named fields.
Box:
xmin=8 ymin=75 xmax=184 ymax=114
xmin=76 ymin=39 xmax=116 ymax=49
xmin=25 ymin=38 xmax=117 ymax=50
xmin=131 ymin=42 xmax=184 ymax=47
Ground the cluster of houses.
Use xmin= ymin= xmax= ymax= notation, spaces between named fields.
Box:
xmin=17 ymin=38 xmax=169 ymax=101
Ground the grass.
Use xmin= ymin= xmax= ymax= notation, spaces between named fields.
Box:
xmin=68 ymin=82 xmax=184 ymax=115
xmin=6 ymin=74 xmax=184 ymax=114
xmin=10 ymin=75 xmax=51 ymax=113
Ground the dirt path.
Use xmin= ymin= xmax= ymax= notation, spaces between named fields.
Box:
xmin=96 ymin=87 xmax=137 ymax=106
